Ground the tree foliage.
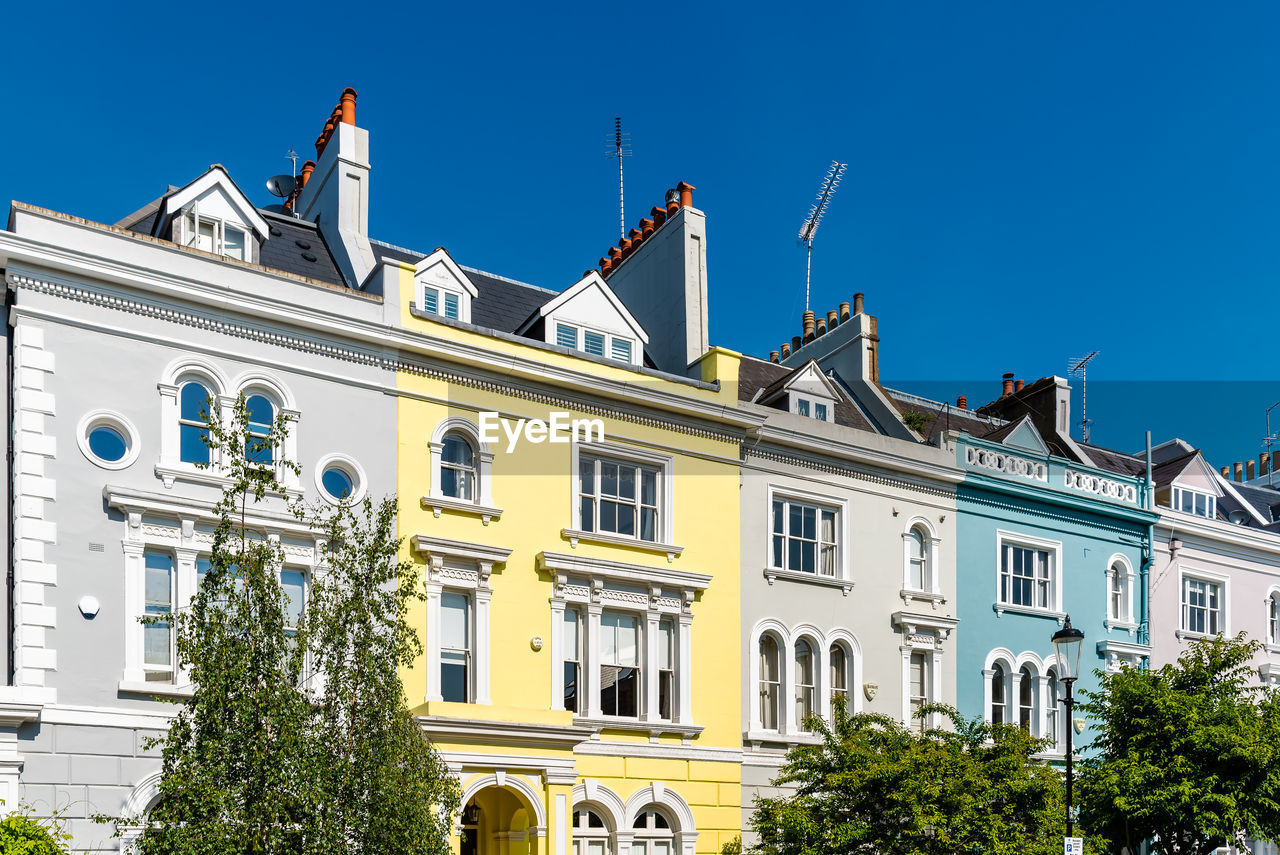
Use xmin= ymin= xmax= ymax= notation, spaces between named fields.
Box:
xmin=1078 ymin=633 xmax=1280 ymax=855
xmin=748 ymin=703 xmax=1074 ymax=855
xmin=0 ymin=809 xmax=72 ymax=855
xmin=109 ymin=394 xmax=457 ymax=855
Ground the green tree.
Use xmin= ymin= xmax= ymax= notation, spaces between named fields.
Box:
xmin=1078 ymin=633 xmax=1280 ymax=855
xmin=0 ymin=809 xmax=72 ymax=855
xmin=306 ymin=494 xmax=459 ymax=855
xmin=747 ymin=703 xmax=1072 ymax=855
xmin=136 ymin=395 xmax=316 ymax=855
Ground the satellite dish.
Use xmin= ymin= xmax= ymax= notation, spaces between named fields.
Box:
xmin=1228 ymin=509 xmax=1250 ymax=525
xmin=262 ymin=204 xmax=288 ymax=214
xmin=266 ymin=174 xmax=296 ymax=198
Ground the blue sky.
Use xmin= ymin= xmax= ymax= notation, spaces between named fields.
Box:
xmin=4 ymin=2 xmax=1279 ymax=467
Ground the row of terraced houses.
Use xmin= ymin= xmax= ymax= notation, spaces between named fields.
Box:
xmin=4 ymin=90 xmax=1280 ymax=855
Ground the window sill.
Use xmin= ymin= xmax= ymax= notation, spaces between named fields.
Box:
xmin=744 ymin=729 xmax=823 ymax=747
xmin=993 ymin=603 xmax=1066 ymax=624
xmin=764 ymin=568 xmax=853 ymax=596
xmin=1175 ymin=629 xmax=1225 ymax=641
xmin=900 ymin=589 xmax=947 ymax=608
xmin=1104 ymin=619 xmax=1139 ymax=635
xmin=573 ymin=716 xmax=704 ymax=744
xmin=421 ymin=495 xmax=502 ymax=525
xmin=154 ymin=463 xmax=302 ymax=499
xmin=118 ymin=680 xmax=193 ymax=699
xmin=562 ymin=529 xmax=683 ymax=562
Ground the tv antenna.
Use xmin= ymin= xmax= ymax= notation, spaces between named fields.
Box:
xmin=605 ymin=118 xmax=632 ymax=240
xmin=1068 ymin=350 xmax=1100 ymax=443
xmin=797 ymin=161 xmax=847 ymax=311
xmin=264 ymin=150 xmax=301 ymax=215
xmin=1263 ymin=400 xmax=1280 ymax=486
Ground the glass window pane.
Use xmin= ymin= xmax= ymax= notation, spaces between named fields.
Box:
xmin=580 ymin=496 xmax=594 ymax=531
xmin=444 ymin=292 xmax=460 ymax=320
xmin=442 ymin=434 xmax=474 ymax=466
xmin=246 ymin=395 xmax=274 ymax=429
xmin=441 ymin=593 xmax=470 ymax=650
xmin=615 ymin=613 xmax=638 ymax=666
xmin=797 ymin=399 xmax=810 ymax=416
xmin=802 ymin=507 xmax=816 ymax=540
xmin=564 ymin=609 xmax=579 ymax=655
xmin=616 ymin=505 xmax=635 ymax=537
xmin=423 ymin=288 xmax=439 ymax=314
xmin=619 ymin=466 xmax=636 ymax=500
xmin=556 ymin=324 xmax=578 ymax=349
xmin=601 ymin=500 xmax=618 ymax=533
xmin=321 ymin=466 xmax=353 ymax=499
xmin=801 ymin=541 xmax=815 ymax=574
xmin=88 ymin=426 xmax=127 ymax=462
xmin=640 ymin=508 xmax=656 ymax=542
xmin=601 ymin=462 xmax=618 ymax=497
xmin=180 ymin=424 xmax=209 ymax=464
xmin=180 ymin=382 xmax=210 ymax=421
xmin=583 ymin=331 xmax=605 ymax=357
xmin=772 ymin=500 xmax=784 ymax=533
xmin=611 ymin=338 xmax=632 ymax=362
xmin=579 ymin=458 xmax=595 ymax=494
xmin=223 ymin=227 xmax=245 ymax=259
xmin=658 ymin=621 xmax=673 ymax=667
xmin=145 ymin=553 xmax=172 ymax=609
xmin=281 ymin=570 xmax=305 ymax=627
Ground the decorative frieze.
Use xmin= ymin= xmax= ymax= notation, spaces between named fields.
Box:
xmin=964 ymin=446 xmax=1048 ymax=482
xmin=1064 ymin=470 xmax=1138 ymax=504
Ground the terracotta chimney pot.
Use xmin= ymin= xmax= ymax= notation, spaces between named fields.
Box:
xmin=792 ymin=335 xmax=803 ymax=352
xmin=640 ymin=217 xmax=654 ymax=238
xmin=1014 ymin=379 xmax=1025 ymax=392
xmin=839 ymin=301 xmax=851 ymax=322
xmin=1248 ymin=460 xmax=1257 ymax=480
xmin=1222 ymin=466 xmax=1232 ymax=478
xmin=608 ymin=247 xmax=622 ymax=261
xmin=781 ymin=343 xmax=792 ymax=359
xmin=1235 ymin=462 xmax=1245 ymax=481
xmin=599 ymin=257 xmax=613 ymax=273
xmin=628 ymin=228 xmax=643 ymax=245
xmin=340 ymin=87 xmax=357 ymax=125
xmin=299 ymin=160 xmax=316 ymax=188
xmin=770 ymin=351 xmax=780 ymax=363
xmin=802 ymin=310 xmax=816 ymax=343
xmin=650 ymin=206 xmax=667 ymax=227
xmin=853 ymin=292 xmax=865 ymax=315
xmin=957 ymin=395 xmax=967 ymax=410
xmin=1002 ymin=373 xmax=1015 ymax=396
xmin=676 ymin=181 xmax=695 ymax=208
xmin=665 ymin=189 xmax=679 ymax=216
xmin=816 ymin=317 xmax=827 ymax=336
xmin=1262 ymin=452 xmax=1271 ymax=477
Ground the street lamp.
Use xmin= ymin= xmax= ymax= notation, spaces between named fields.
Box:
xmin=1052 ymin=615 xmax=1085 ymax=839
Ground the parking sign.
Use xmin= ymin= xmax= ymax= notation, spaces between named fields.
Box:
xmin=1064 ymin=837 xmax=1083 ymax=854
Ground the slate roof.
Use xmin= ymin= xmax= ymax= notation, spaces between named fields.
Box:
xmin=259 ymin=215 xmax=344 ymax=286
xmin=1232 ymin=482 xmax=1280 ymax=524
xmin=737 ymin=356 xmax=877 ymax=433
xmin=1151 ymin=449 xmax=1200 ymax=487
xmin=369 ymin=240 xmax=556 ymax=334
xmin=881 ymin=387 xmax=1005 ymax=443
xmin=1078 ymin=442 xmax=1147 ymax=478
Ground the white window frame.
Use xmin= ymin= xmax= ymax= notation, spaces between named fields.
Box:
xmin=905 ymin=648 xmax=932 ymax=732
xmin=1171 ymin=486 xmax=1217 ymax=520
xmin=746 ymin=619 xmax=863 ymax=741
xmin=994 ymin=530 xmax=1064 ymax=619
xmin=552 ymin=317 xmax=638 ymax=365
xmin=1178 ymin=568 xmax=1229 ymax=639
xmin=178 ymin=205 xmax=252 ymax=262
xmin=425 ymin=418 xmax=500 ymax=523
xmin=900 ymin=517 xmax=943 ymax=604
xmin=77 ymin=409 xmax=142 ymax=471
xmin=763 ymin=486 xmax=851 ymax=593
xmin=981 ymin=649 xmax=1063 ymax=755
xmin=568 ymin=442 xmax=678 ymax=556
xmin=421 ymin=286 xmax=462 ymax=321
xmin=1105 ymin=554 xmax=1138 ymax=631
xmin=544 ymin=552 xmax=708 ymax=737
xmin=789 ymin=392 xmax=834 ymax=422
xmin=414 ymin=537 xmax=511 ymax=706
xmin=1268 ymin=588 xmax=1280 ymax=652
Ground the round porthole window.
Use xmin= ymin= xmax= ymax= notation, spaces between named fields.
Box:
xmin=314 ymin=454 xmax=366 ymax=505
xmin=77 ymin=410 xmax=141 ymax=470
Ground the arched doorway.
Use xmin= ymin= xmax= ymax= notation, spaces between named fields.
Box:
xmin=458 ymin=779 xmax=545 ymax=855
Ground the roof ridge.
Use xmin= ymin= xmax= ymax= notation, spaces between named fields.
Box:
xmin=367 ymin=238 xmax=559 ymax=295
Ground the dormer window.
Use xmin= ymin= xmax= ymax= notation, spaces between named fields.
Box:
xmin=181 ymin=210 xmax=248 ymax=261
xmin=791 ymin=394 xmax=832 ymax=422
xmin=555 ymin=323 xmax=635 ymax=364
xmin=1172 ymin=486 xmax=1215 ymax=519
xmin=423 ymin=288 xmax=460 ymax=321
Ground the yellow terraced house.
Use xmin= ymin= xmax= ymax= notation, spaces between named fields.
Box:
xmin=361 ymin=174 xmax=754 ymax=855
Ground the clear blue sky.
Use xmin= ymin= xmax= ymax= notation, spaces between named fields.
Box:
xmin=4 ymin=2 xmax=1279 ymax=467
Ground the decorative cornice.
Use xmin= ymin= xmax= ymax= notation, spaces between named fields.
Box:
xmin=959 ymin=489 xmax=1149 ymax=537
xmin=539 ymin=551 xmax=711 ymax=591
xmin=416 ymin=715 xmax=593 ymax=750
xmin=744 ymin=445 xmax=955 ymax=500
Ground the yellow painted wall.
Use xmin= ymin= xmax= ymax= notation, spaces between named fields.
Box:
xmin=392 ymin=266 xmax=744 ymax=847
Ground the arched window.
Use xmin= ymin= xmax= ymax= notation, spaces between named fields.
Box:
xmin=990 ymin=663 xmax=1006 ymax=723
xmin=759 ymin=635 xmax=780 ymax=731
xmin=829 ymin=644 xmax=849 ymax=716
xmin=441 ymin=432 xmax=476 ymax=501
xmin=795 ymin=638 xmax=815 ymax=731
xmin=1108 ymin=558 xmax=1134 ymax=625
xmin=907 ymin=527 xmax=928 ymax=590
xmin=179 ymin=381 xmax=211 ymax=464
xmin=631 ymin=808 xmax=673 ymax=855
xmin=1045 ymin=668 xmax=1061 ymax=749
xmin=572 ymin=808 xmax=610 ymax=855
xmin=245 ymin=394 xmax=274 ymax=465
xmin=1018 ymin=666 xmax=1033 ymax=731
xmin=1269 ymin=593 xmax=1280 ymax=646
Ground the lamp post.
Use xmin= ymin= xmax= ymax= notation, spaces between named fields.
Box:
xmin=1052 ymin=615 xmax=1085 ymax=838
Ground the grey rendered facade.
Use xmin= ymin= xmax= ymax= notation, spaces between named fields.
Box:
xmin=0 ymin=186 xmax=396 ymax=850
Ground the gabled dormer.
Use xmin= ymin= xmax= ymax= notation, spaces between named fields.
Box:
xmin=1154 ymin=449 xmax=1223 ymax=520
xmin=517 ymin=271 xmax=649 ymax=366
xmin=985 ymin=414 xmax=1050 ymax=454
xmin=152 ymin=165 xmax=270 ymax=264
xmin=753 ymin=360 xmax=840 ymax=422
xmin=414 ymin=248 xmax=478 ymax=323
